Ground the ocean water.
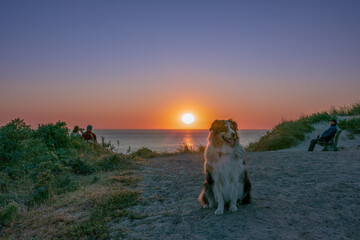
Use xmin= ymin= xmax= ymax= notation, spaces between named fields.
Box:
xmin=94 ymin=129 xmax=268 ymax=153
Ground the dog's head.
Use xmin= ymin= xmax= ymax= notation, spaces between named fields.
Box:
xmin=209 ymin=119 xmax=239 ymax=147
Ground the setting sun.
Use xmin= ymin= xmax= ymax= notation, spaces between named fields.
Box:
xmin=182 ymin=113 xmax=195 ymax=125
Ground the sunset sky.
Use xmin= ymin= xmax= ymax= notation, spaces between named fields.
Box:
xmin=1 ymin=0 xmax=359 ymax=129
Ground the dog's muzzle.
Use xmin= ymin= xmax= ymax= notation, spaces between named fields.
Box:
xmin=222 ymin=134 xmax=236 ymax=146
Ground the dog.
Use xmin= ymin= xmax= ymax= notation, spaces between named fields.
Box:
xmin=198 ymin=119 xmax=251 ymax=215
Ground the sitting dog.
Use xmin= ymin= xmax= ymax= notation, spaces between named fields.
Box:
xmin=198 ymin=119 xmax=251 ymax=215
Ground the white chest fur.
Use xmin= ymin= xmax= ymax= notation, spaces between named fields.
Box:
xmin=205 ymin=145 xmax=245 ymax=203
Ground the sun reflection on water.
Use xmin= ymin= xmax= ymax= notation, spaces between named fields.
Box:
xmin=181 ymin=134 xmax=195 ymax=150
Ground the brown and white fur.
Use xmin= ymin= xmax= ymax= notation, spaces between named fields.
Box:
xmin=198 ymin=119 xmax=251 ymax=215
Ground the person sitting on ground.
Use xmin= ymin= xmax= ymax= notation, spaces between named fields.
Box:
xmin=71 ymin=125 xmax=84 ymax=138
xmin=82 ymin=125 xmax=97 ymax=142
xmin=308 ymin=118 xmax=338 ymax=151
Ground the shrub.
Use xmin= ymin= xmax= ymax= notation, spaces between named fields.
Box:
xmin=35 ymin=121 xmax=70 ymax=150
xmin=131 ymin=147 xmax=158 ymax=158
xmin=63 ymin=157 xmax=96 ymax=175
xmin=0 ymin=118 xmax=33 ymax=163
xmin=54 ymin=175 xmax=79 ymax=194
xmin=18 ymin=139 xmax=51 ymax=164
xmin=31 ymin=185 xmax=52 ymax=203
xmin=197 ymin=145 xmax=206 ymax=153
xmin=0 ymin=201 xmax=19 ymax=225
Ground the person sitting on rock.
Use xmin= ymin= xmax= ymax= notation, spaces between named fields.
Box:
xmin=82 ymin=125 xmax=97 ymax=142
xmin=308 ymin=118 xmax=338 ymax=151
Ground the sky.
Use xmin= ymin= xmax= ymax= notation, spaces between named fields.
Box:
xmin=1 ymin=0 xmax=359 ymax=129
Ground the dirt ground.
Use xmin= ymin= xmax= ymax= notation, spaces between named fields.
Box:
xmin=112 ymin=150 xmax=360 ymax=240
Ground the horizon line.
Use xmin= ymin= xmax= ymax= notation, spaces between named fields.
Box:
xmin=93 ymin=128 xmax=271 ymax=131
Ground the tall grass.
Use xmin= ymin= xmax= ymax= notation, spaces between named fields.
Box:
xmin=338 ymin=118 xmax=360 ymax=134
xmin=246 ymin=119 xmax=314 ymax=152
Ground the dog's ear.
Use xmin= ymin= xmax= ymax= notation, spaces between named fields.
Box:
xmin=228 ymin=119 xmax=238 ymax=131
xmin=209 ymin=120 xmax=221 ymax=132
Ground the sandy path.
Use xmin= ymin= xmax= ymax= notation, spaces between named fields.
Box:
xmin=112 ymin=150 xmax=360 ymax=239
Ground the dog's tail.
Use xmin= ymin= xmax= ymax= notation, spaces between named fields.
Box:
xmin=241 ymin=170 xmax=251 ymax=204
xmin=198 ymin=186 xmax=207 ymax=207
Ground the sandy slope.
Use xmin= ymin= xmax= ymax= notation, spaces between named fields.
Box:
xmin=111 ymin=150 xmax=360 ymax=239
xmin=283 ymin=117 xmax=360 ymax=152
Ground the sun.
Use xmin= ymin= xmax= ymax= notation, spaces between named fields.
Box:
xmin=182 ymin=113 xmax=195 ymax=124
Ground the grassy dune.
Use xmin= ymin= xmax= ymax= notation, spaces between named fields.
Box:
xmin=0 ymin=119 xmax=146 ymax=239
xmin=247 ymin=103 xmax=360 ymax=152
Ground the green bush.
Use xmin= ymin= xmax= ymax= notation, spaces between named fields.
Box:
xmin=31 ymin=185 xmax=52 ymax=203
xmin=131 ymin=147 xmax=158 ymax=158
xmin=0 ymin=118 xmax=33 ymax=163
xmin=35 ymin=121 xmax=70 ymax=150
xmin=65 ymin=158 xmax=97 ymax=175
xmin=19 ymin=139 xmax=51 ymax=164
xmin=0 ymin=201 xmax=19 ymax=225
xmin=54 ymin=175 xmax=79 ymax=194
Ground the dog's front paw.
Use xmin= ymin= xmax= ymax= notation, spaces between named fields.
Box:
xmin=203 ymin=204 xmax=210 ymax=209
xmin=214 ymin=207 xmax=224 ymax=215
xmin=229 ymin=205 xmax=238 ymax=212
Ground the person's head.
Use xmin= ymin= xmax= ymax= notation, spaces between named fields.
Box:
xmin=86 ymin=125 xmax=93 ymax=131
xmin=73 ymin=125 xmax=80 ymax=133
xmin=329 ymin=118 xmax=337 ymax=125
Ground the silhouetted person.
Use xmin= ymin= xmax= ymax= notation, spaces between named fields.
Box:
xmin=71 ymin=125 xmax=83 ymax=138
xmin=308 ymin=118 xmax=338 ymax=151
xmin=82 ymin=125 xmax=97 ymax=142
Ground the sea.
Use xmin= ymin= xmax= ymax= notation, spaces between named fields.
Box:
xmin=93 ymin=129 xmax=268 ymax=153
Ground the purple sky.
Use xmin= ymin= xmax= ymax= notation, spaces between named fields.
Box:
xmin=1 ymin=0 xmax=359 ymax=129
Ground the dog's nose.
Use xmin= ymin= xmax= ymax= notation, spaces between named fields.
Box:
xmin=231 ymin=133 xmax=236 ymax=138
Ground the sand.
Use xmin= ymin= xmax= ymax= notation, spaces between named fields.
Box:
xmin=111 ymin=149 xmax=360 ymax=239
